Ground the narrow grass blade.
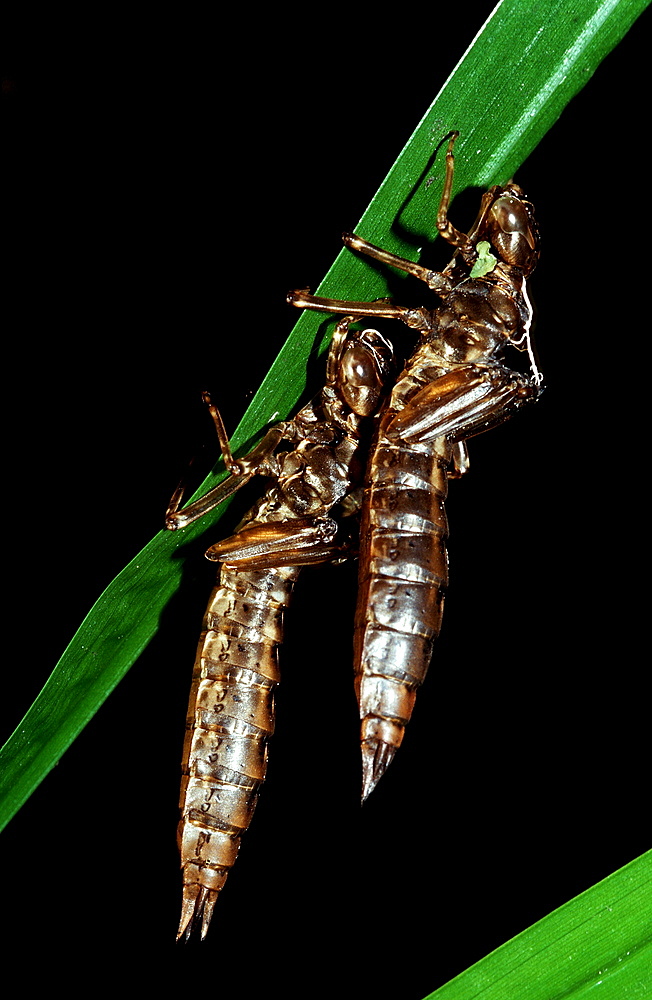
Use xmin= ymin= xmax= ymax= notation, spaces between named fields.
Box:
xmin=423 ymin=850 xmax=652 ymax=1000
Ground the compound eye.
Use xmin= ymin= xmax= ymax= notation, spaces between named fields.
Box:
xmin=342 ymin=344 xmax=378 ymax=387
xmin=492 ymin=196 xmax=536 ymax=248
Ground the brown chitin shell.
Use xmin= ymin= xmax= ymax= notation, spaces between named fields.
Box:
xmin=354 ymin=383 xmax=452 ymax=800
xmin=177 ymin=563 xmax=299 ymax=939
xmin=174 ymin=318 xmax=395 ymax=939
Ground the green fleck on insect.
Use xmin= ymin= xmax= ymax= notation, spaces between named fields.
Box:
xmin=470 ymin=240 xmax=497 ymax=278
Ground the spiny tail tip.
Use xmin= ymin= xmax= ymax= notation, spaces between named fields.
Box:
xmin=361 ymin=739 xmax=396 ymax=803
xmin=176 ymin=885 xmax=219 ymax=942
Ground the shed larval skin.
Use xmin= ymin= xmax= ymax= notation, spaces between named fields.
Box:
xmin=171 ymin=318 xmax=394 ymax=939
xmin=355 ymin=325 xmax=538 ymax=799
xmin=288 ymin=132 xmax=541 ymax=799
xmin=172 ymin=131 xmax=542 ymax=937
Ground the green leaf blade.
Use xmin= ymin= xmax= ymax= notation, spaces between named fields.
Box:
xmin=0 ymin=530 xmax=181 ymax=826
xmin=424 ymin=850 xmax=652 ymax=999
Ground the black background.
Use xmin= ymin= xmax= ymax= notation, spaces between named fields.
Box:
xmin=3 ymin=6 xmax=648 ymax=998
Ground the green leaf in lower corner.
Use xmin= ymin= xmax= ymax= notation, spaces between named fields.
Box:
xmin=424 ymin=850 xmax=652 ymax=999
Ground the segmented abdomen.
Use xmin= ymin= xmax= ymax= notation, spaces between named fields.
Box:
xmin=177 ymin=561 xmax=300 ymax=939
xmin=354 ymin=412 xmax=451 ymax=799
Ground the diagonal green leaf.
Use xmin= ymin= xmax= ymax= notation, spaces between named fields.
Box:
xmin=0 ymin=0 xmax=647 ymax=909
xmin=423 ymin=850 xmax=652 ymax=999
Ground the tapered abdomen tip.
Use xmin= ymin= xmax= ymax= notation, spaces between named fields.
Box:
xmin=361 ymin=738 xmax=397 ymax=803
xmin=176 ymin=884 xmax=220 ymax=942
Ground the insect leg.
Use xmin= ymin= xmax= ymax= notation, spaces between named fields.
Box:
xmin=435 ymin=131 xmax=476 ymax=257
xmin=287 ymin=289 xmax=434 ymax=334
xmin=341 ymin=233 xmax=454 ymax=297
xmin=166 ymin=401 xmax=289 ymax=529
xmin=343 ymin=131 xmax=482 ymax=281
xmin=166 ymin=472 xmax=255 ymax=530
xmin=448 ymin=441 xmax=470 ymax=479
